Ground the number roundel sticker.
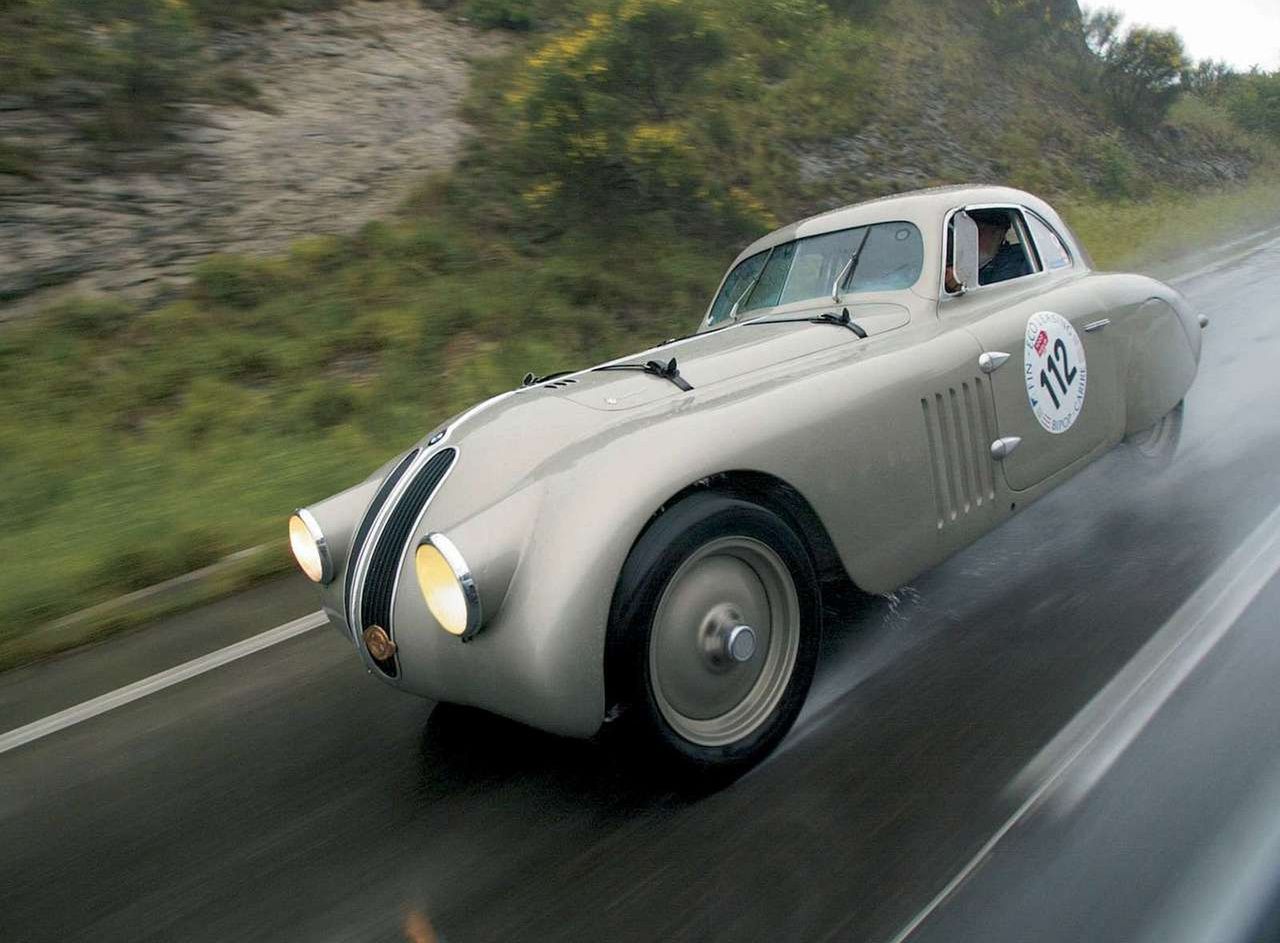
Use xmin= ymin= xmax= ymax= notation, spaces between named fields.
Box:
xmin=1024 ymin=311 xmax=1086 ymax=434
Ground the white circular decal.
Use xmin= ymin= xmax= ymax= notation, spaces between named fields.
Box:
xmin=1024 ymin=311 xmax=1087 ymax=434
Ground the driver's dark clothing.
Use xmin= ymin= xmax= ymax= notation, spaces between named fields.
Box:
xmin=979 ymin=243 xmax=1032 ymax=285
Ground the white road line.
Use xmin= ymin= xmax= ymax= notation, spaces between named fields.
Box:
xmin=882 ymin=505 xmax=1280 ymax=943
xmin=1012 ymin=500 xmax=1280 ymax=815
xmin=0 ymin=610 xmax=328 ymax=756
xmin=1169 ymin=227 xmax=1280 ymax=287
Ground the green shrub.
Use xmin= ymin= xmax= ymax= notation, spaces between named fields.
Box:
xmin=505 ymin=0 xmax=733 ymax=223
xmin=47 ymin=296 xmax=139 ymax=339
xmin=193 ymin=255 xmax=286 ymax=311
xmin=464 ymin=0 xmax=537 ymax=30
xmin=1228 ymin=72 xmax=1280 ymax=141
xmin=1180 ymin=59 xmax=1234 ymax=100
xmin=1168 ymin=95 xmax=1262 ymax=160
xmin=288 ymin=380 xmax=359 ymax=431
xmin=1091 ymin=132 xmax=1145 ymax=199
xmin=984 ymin=0 xmax=1083 ymax=52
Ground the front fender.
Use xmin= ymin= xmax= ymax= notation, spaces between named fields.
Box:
xmin=383 ymin=417 xmax=812 ymax=737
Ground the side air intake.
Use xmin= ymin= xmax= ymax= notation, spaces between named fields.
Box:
xmin=921 ymin=378 xmax=997 ymax=529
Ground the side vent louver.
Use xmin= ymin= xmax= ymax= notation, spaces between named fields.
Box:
xmin=921 ymin=377 xmax=997 ymax=530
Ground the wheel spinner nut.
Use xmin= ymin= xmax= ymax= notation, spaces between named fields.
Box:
xmin=726 ymin=624 xmax=757 ymax=663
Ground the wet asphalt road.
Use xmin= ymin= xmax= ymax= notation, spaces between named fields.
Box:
xmin=3 ymin=233 xmax=1280 ymax=943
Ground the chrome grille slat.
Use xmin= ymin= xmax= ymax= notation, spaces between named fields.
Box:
xmin=358 ymin=448 xmax=457 ymax=675
xmin=343 ymin=448 xmax=418 ymax=622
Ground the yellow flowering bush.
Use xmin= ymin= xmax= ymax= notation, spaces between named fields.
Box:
xmin=504 ymin=0 xmax=739 ymax=224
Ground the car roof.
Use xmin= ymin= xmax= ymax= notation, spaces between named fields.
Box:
xmin=730 ymin=184 xmax=1062 ymax=267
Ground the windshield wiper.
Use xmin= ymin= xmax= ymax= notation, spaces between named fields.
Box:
xmin=742 ymin=307 xmax=868 ymax=339
xmin=728 ymin=273 xmax=760 ymax=319
xmin=593 ymin=357 xmax=693 ymax=392
xmin=832 ymin=227 xmax=873 ymax=303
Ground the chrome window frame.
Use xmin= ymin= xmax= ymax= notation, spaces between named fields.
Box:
xmin=1023 ymin=208 xmax=1076 ymax=273
xmin=940 ymin=203 xmax=1048 ymax=298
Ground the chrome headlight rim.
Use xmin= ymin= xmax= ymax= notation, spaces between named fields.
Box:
xmin=417 ymin=532 xmax=483 ymax=640
xmin=290 ymin=507 xmax=334 ymax=585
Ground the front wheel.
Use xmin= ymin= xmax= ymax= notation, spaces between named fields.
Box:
xmin=608 ymin=493 xmax=821 ymax=782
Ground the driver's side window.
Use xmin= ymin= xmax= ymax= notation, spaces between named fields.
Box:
xmin=946 ymin=207 xmax=1039 ymax=293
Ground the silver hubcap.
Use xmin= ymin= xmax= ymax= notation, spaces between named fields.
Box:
xmin=648 ymin=536 xmax=800 ymax=747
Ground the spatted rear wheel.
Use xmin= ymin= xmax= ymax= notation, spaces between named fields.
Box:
xmin=609 ymin=493 xmax=821 ymax=781
xmin=1125 ymin=400 xmax=1185 ymax=464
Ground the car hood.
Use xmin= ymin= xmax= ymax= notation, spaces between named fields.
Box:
xmin=553 ymin=299 xmax=909 ymax=412
xmin=404 ymin=299 xmax=910 ymax=510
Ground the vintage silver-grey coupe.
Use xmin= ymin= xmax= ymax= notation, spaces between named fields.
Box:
xmin=289 ymin=185 xmax=1204 ymax=778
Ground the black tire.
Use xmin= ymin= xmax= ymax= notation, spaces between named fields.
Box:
xmin=1124 ymin=400 xmax=1185 ymax=465
xmin=607 ymin=492 xmax=821 ymax=782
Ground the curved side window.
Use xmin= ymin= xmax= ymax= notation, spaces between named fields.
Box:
xmin=1025 ymin=212 xmax=1073 ymax=272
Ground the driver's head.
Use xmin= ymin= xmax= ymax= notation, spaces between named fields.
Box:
xmin=969 ymin=210 xmax=1010 ymax=262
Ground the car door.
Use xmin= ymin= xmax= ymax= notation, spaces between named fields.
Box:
xmin=943 ymin=205 xmax=1119 ymax=492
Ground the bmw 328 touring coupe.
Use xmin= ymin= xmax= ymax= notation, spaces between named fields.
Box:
xmin=289 ymin=185 xmax=1205 ymax=779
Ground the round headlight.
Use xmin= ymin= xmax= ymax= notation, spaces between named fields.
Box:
xmin=415 ymin=533 xmax=482 ymax=640
xmin=289 ymin=509 xmax=333 ymax=584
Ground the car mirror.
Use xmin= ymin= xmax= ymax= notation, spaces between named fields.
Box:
xmin=952 ymin=210 xmax=979 ymax=294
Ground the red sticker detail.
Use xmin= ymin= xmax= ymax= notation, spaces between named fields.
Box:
xmin=1034 ymin=330 xmax=1049 ymax=357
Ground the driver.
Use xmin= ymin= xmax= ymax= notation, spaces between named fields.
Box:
xmin=972 ymin=209 xmax=1032 ymax=285
xmin=945 ymin=210 xmax=1033 ymax=292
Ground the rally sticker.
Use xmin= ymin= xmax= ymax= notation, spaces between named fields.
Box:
xmin=1024 ymin=311 xmax=1086 ymax=434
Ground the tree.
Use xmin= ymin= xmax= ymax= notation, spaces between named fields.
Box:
xmin=1180 ymin=59 xmax=1234 ymax=100
xmin=506 ymin=0 xmax=753 ymax=228
xmin=1084 ymin=10 xmax=1186 ymax=128
xmin=1227 ymin=70 xmax=1280 ymax=140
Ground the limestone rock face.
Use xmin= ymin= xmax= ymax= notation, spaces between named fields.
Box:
xmin=0 ymin=1 xmax=507 ymax=319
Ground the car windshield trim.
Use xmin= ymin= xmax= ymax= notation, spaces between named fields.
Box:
xmin=707 ymin=220 xmax=924 ymax=327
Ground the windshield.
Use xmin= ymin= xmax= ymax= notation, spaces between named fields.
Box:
xmin=706 ymin=221 xmax=923 ymax=327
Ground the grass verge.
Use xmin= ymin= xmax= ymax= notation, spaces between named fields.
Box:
xmin=0 ymin=544 xmax=290 ymax=673
xmin=1063 ymin=172 xmax=1280 ymax=271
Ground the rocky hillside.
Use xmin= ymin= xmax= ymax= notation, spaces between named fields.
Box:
xmin=794 ymin=2 xmax=1256 ymax=215
xmin=0 ymin=1 xmax=505 ymax=317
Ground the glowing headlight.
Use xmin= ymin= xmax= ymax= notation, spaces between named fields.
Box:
xmin=415 ymin=533 xmax=482 ymax=640
xmin=288 ymin=509 xmax=333 ymax=584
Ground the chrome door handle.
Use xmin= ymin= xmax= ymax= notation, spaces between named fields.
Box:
xmin=1084 ymin=319 xmax=1111 ymax=332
